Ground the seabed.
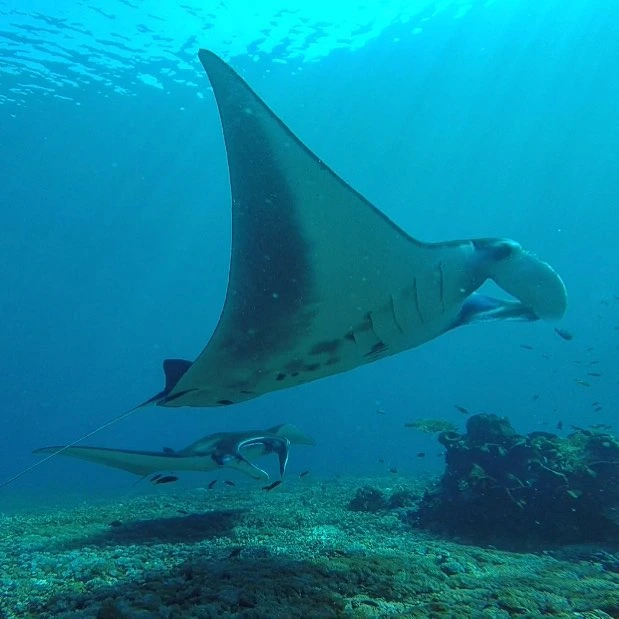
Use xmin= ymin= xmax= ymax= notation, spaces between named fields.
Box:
xmin=1 ymin=476 xmax=617 ymax=618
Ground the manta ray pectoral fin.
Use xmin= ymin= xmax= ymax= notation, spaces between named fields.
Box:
xmin=33 ymin=446 xmax=180 ymax=476
xmin=473 ymin=239 xmax=567 ymax=321
xmin=160 ymin=50 xmax=488 ymax=408
xmin=268 ymin=424 xmax=316 ymax=446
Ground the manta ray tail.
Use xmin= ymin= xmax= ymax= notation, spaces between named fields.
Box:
xmin=0 ymin=404 xmax=144 ymax=489
xmin=0 ymin=359 xmax=194 ymax=489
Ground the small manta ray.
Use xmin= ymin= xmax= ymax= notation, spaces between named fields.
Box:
xmin=33 ymin=424 xmax=315 ymax=482
xmin=1 ymin=50 xmax=567 ymax=488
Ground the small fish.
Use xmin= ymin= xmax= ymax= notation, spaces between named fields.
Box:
xmin=376 ymin=408 xmax=387 ymax=415
xmin=587 ymin=372 xmax=602 ymax=377
xmin=299 ymin=470 xmax=310 ymax=478
xmin=378 ymin=458 xmax=385 ymax=464
xmin=177 ymin=509 xmax=189 ymax=515
xmin=556 ymin=421 xmax=563 ymax=431
xmin=162 ymin=447 xmax=175 ymax=454
xmin=262 ymin=480 xmax=282 ymax=492
xmin=594 ymin=405 xmax=603 ymax=413
xmin=153 ymin=475 xmax=178 ymax=485
xmin=416 ymin=452 xmax=426 ymax=458
xmin=589 ymin=423 xmax=612 ymax=431
xmin=575 ymin=379 xmax=590 ymax=387
xmin=224 ymin=480 xmax=236 ymax=486
xmin=207 ymin=480 xmax=217 ymax=490
xmin=228 ymin=547 xmax=242 ymax=559
xmin=108 ymin=520 xmax=123 ymax=528
xmin=388 ymin=466 xmax=398 ymax=474
xmin=454 ymin=405 xmax=469 ymax=415
xmin=592 ymin=401 xmax=600 ymax=406
xmin=554 ymin=328 xmax=573 ymax=341
xmin=520 ymin=344 xmax=534 ymax=350
xmin=532 ymin=394 xmax=540 ymax=401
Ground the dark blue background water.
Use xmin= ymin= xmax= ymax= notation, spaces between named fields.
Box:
xmin=1 ymin=0 xmax=617 ymax=502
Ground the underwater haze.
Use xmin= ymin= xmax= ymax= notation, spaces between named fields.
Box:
xmin=1 ymin=0 xmax=618 ymax=502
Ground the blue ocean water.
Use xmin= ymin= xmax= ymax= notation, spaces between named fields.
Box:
xmin=0 ymin=0 xmax=618 ymax=503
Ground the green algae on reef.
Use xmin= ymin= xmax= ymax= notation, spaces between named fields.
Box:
xmin=416 ymin=414 xmax=619 ymax=547
xmin=0 ymin=477 xmax=618 ymax=618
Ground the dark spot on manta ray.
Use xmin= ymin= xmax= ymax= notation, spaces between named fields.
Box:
xmin=291 ymin=372 xmax=299 ymax=377
xmin=365 ymin=342 xmax=387 ymax=357
xmin=324 ymin=356 xmax=340 ymax=366
xmin=309 ymin=339 xmax=341 ymax=355
xmin=304 ymin=363 xmax=320 ymax=372
xmin=153 ymin=475 xmax=179 ymax=485
xmin=276 ymin=373 xmax=286 ymax=381
xmin=217 ymin=399 xmax=234 ymax=406
xmin=240 ymin=390 xmax=254 ymax=394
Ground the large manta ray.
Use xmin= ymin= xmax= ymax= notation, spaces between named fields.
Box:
xmin=149 ymin=50 xmax=567 ymax=410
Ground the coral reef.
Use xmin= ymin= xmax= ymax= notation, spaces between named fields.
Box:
xmin=347 ymin=486 xmax=387 ymax=512
xmin=413 ymin=413 xmax=619 ymax=547
xmin=0 ymin=477 xmax=617 ymax=618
